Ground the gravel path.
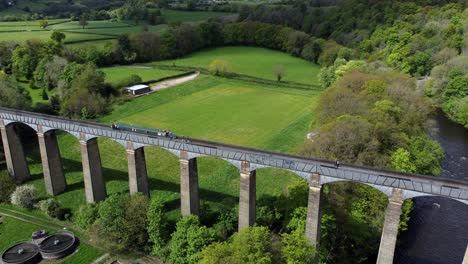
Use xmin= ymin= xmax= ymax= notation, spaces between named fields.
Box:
xmin=150 ymin=71 xmax=200 ymax=92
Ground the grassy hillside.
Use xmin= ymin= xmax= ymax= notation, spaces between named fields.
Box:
xmin=151 ymin=46 xmax=321 ymax=85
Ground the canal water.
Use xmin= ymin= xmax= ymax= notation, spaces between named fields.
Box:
xmin=394 ymin=111 xmax=468 ymax=264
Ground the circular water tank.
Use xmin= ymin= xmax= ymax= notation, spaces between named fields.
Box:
xmin=1 ymin=241 xmax=41 ymax=264
xmin=39 ymin=232 xmax=77 ymax=261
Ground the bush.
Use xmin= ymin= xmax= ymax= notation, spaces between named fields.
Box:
xmin=147 ymin=197 xmax=169 ymax=257
xmin=54 ymin=207 xmax=72 ymax=221
xmin=76 ymin=203 xmax=99 ymax=230
xmin=0 ymin=171 xmax=16 ymax=204
xmin=11 ymin=185 xmax=38 ymax=209
xmin=38 ymin=198 xmax=60 ymax=217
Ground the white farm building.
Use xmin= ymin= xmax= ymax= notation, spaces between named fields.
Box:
xmin=126 ymin=84 xmax=151 ymax=96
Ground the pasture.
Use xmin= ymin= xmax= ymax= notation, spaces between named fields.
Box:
xmin=20 ymin=75 xmax=318 ymax=220
xmin=100 ymin=66 xmax=183 ymax=85
xmin=151 ymin=46 xmax=321 ymax=85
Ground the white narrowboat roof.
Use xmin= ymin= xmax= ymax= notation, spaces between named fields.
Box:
xmin=126 ymin=84 xmax=150 ymax=91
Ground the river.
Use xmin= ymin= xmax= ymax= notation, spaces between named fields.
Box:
xmin=394 ymin=111 xmax=468 ymax=264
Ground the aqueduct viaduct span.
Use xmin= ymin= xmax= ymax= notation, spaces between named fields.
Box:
xmin=1 ymin=107 xmax=467 ymax=264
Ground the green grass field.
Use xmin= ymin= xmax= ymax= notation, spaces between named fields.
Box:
xmin=0 ymin=30 xmax=115 ymax=43
xmin=15 ymin=74 xmax=317 ymax=222
xmin=151 ymin=46 xmax=321 ymax=85
xmin=0 ymin=216 xmax=104 ymax=263
xmin=101 ymin=66 xmax=183 ymax=85
xmin=160 ymin=9 xmax=234 ymax=23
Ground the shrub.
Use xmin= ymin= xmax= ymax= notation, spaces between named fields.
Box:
xmin=0 ymin=171 xmax=16 ymax=204
xmin=39 ymin=198 xmax=60 ymax=217
xmin=147 ymin=197 xmax=168 ymax=257
xmin=76 ymin=203 xmax=99 ymax=230
xmin=54 ymin=207 xmax=72 ymax=221
xmin=11 ymin=185 xmax=38 ymax=209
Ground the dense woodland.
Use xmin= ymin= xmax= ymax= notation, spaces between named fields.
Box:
xmin=0 ymin=0 xmax=466 ymax=263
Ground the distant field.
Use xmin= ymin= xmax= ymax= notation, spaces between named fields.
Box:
xmin=102 ymin=75 xmax=319 ymax=148
xmin=152 ymin=46 xmax=321 ymax=85
xmin=0 ymin=216 xmax=104 ymax=264
xmin=49 ymin=20 xmax=131 ymax=30
xmin=101 ymin=66 xmax=182 ymax=85
xmin=0 ymin=30 xmax=114 ymax=43
xmin=160 ymin=9 xmax=234 ymax=22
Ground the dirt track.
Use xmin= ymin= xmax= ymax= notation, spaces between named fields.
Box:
xmin=150 ymin=71 xmax=200 ymax=91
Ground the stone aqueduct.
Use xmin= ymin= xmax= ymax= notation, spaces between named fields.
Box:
xmin=1 ymin=107 xmax=467 ymax=264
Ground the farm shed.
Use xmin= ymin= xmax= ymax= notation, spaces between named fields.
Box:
xmin=126 ymin=84 xmax=151 ymax=96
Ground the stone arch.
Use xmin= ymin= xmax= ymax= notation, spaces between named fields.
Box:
xmin=141 ymin=145 xmax=182 ymax=199
xmin=195 ymin=155 xmax=241 ymax=203
xmin=185 ymin=152 xmax=242 ymax=170
xmin=403 ymin=193 xmax=468 ymax=206
xmin=93 ymin=136 xmax=129 ymax=196
xmin=1 ymin=121 xmax=40 ymax=184
xmin=321 ymin=178 xmax=393 ymax=198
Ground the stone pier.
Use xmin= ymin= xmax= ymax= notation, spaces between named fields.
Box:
xmin=80 ymin=135 xmax=106 ymax=203
xmin=38 ymin=129 xmax=66 ymax=195
xmin=238 ymin=161 xmax=256 ymax=231
xmin=0 ymin=121 xmax=30 ymax=183
xmin=127 ymin=145 xmax=149 ymax=195
xmin=305 ymin=173 xmax=322 ymax=246
xmin=180 ymin=150 xmax=200 ymax=216
xmin=376 ymin=188 xmax=404 ymax=264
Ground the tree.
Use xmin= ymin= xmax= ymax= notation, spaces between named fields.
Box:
xmin=50 ymin=31 xmax=66 ymax=43
xmin=121 ymin=193 xmax=149 ymax=251
xmin=391 ymin=148 xmax=416 ymax=173
xmin=39 ymin=20 xmax=48 ymax=29
xmin=0 ymin=76 xmax=32 ymax=110
xmin=274 ymin=64 xmax=285 ymax=82
xmin=168 ymin=215 xmax=217 ymax=264
xmin=41 ymin=88 xmax=49 ymax=100
xmin=79 ymin=14 xmax=89 ymax=29
xmin=147 ymin=197 xmax=169 ymax=257
xmin=0 ymin=171 xmax=16 ymax=204
xmin=199 ymin=226 xmax=272 ymax=264
xmin=76 ymin=203 xmax=99 ymax=230
xmin=11 ymin=185 xmax=38 ymax=209
xmin=281 ymin=208 xmax=316 ymax=264
xmin=209 ymin=59 xmax=231 ymax=76
xmin=12 ymin=46 xmax=37 ymax=80
xmin=97 ymin=193 xmax=129 ymax=249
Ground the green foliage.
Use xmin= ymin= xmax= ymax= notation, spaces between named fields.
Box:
xmin=281 ymin=229 xmax=316 ymax=264
xmin=97 ymin=193 xmax=128 ymax=250
xmin=167 ymin=215 xmax=217 ymax=264
xmin=50 ymin=31 xmax=66 ymax=43
xmin=147 ymin=197 xmax=168 ymax=257
xmin=0 ymin=171 xmax=16 ymax=204
xmin=399 ymin=199 xmax=413 ymax=232
xmin=97 ymin=193 xmax=149 ymax=252
xmin=208 ymin=59 xmax=231 ymax=76
xmin=10 ymin=184 xmax=38 ymax=209
xmin=75 ymin=203 xmax=99 ymax=230
xmin=199 ymin=226 xmax=272 ymax=264
xmin=38 ymin=198 xmax=60 ymax=218
xmin=41 ymin=88 xmax=48 ymax=100
xmin=442 ymin=76 xmax=468 ymax=127
xmin=122 ymin=193 xmax=149 ymax=251
xmin=391 ymin=148 xmax=417 ymax=173
xmin=408 ymin=137 xmax=444 ymax=175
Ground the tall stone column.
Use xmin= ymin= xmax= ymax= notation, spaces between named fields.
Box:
xmin=37 ymin=129 xmax=66 ymax=195
xmin=0 ymin=120 xmax=30 ymax=183
xmin=376 ymin=188 xmax=404 ymax=264
xmin=238 ymin=161 xmax=256 ymax=231
xmin=80 ymin=135 xmax=106 ymax=203
xmin=127 ymin=146 xmax=149 ymax=195
xmin=180 ymin=150 xmax=199 ymax=216
xmin=305 ymin=173 xmax=322 ymax=246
